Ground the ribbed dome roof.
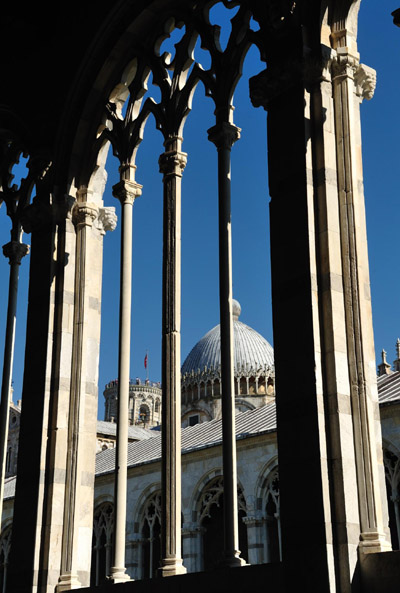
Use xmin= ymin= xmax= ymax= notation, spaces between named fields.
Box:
xmin=182 ymin=301 xmax=274 ymax=375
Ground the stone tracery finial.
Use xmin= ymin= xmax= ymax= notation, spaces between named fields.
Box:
xmin=392 ymin=339 xmax=400 ymax=373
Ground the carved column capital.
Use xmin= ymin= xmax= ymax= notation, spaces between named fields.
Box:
xmin=72 ymin=202 xmax=99 ymax=229
xmin=20 ymin=198 xmax=53 ymax=234
xmin=249 ymin=60 xmax=302 ymax=111
xmin=207 ymin=122 xmax=241 ymax=150
xmin=332 ymin=48 xmax=376 ymax=101
xmin=303 ymin=46 xmax=336 ymax=86
xmin=159 ymin=149 xmax=187 ymax=178
xmin=112 ymin=179 xmax=142 ymax=206
xmin=2 ymin=241 xmax=30 ymax=265
xmin=242 ymin=515 xmax=266 ymax=527
xmin=331 ymin=47 xmax=360 ymax=81
xmin=95 ymin=207 xmax=118 ymax=236
xmin=181 ymin=522 xmax=204 ymax=535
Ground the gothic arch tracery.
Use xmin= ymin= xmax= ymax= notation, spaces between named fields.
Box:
xmin=91 ymin=501 xmax=114 ymax=587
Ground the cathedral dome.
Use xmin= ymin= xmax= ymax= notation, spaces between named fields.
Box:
xmin=181 ymin=300 xmax=274 ymax=376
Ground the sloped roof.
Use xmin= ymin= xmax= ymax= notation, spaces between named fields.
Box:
xmin=97 ymin=420 xmax=154 ymax=441
xmin=377 ymin=371 xmax=400 ymax=404
xmin=4 ymin=475 xmax=16 ymax=501
xmin=96 ymin=404 xmax=277 ymax=477
xmin=4 ymin=373 xmax=400 ymax=501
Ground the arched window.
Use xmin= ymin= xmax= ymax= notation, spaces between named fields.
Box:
xmin=140 ymin=491 xmax=162 ymax=578
xmin=138 ymin=404 xmax=151 ymax=426
xmin=264 ymin=467 xmax=280 ymax=562
xmin=154 ymin=399 xmax=160 ymax=413
xmin=198 ymin=476 xmax=247 ymax=570
xmin=0 ymin=525 xmax=12 ymax=593
xmin=90 ymin=502 xmax=114 ymax=586
xmin=5 ymin=449 xmax=11 ymax=475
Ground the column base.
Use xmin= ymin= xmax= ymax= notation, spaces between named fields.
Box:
xmin=219 ymin=550 xmax=247 ymax=568
xmin=56 ymin=573 xmax=81 ymax=591
xmin=158 ymin=557 xmax=187 ymax=577
xmin=359 ymin=531 xmax=392 ymax=554
xmin=108 ymin=566 xmax=131 ymax=583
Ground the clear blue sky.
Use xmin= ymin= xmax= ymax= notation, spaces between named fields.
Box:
xmin=0 ymin=3 xmax=399 ymax=420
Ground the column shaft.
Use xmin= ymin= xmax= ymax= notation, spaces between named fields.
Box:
xmin=208 ymin=122 xmax=244 ymax=567
xmin=0 ymin=241 xmax=29 ymax=525
xmin=110 ymin=169 xmax=141 ymax=583
xmin=57 ymin=199 xmax=98 ymax=591
xmin=159 ymin=137 xmax=187 ymax=577
xmin=332 ymin=47 xmax=389 ymax=552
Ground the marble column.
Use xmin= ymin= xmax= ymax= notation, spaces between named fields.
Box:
xmin=331 ymin=46 xmax=389 ymax=554
xmin=254 ymin=33 xmax=388 ymax=592
xmin=158 ymin=136 xmax=187 ymax=577
xmin=208 ymin=120 xmax=245 ymax=567
xmin=57 ymin=197 xmax=99 ymax=592
xmin=109 ymin=165 xmax=142 ymax=583
xmin=0 ymin=240 xmax=29 ymax=527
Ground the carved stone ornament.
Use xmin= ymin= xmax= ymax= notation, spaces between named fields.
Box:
xmin=112 ymin=179 xmax=142 ymax=205
xmin=207 ymin=122 xmax=241 ymax=151
xmin=198 ymin=476 xmax=247 ymax=524
xmin=95 ymin=206 xmax=118 ymax=235
xmin=331 ymin=47 xmax=360 ymax=81
xmin=72 ymin=202 xmax=99 ymax=228
xmin=249 ymin=60 xmax=302 ymax=111
xmin=302 ymin=45 xmax=336 ymax=87
xmin=20 ymin=198 xmax=53 ymax=234
xmin=354 ymin=63 xmax=377 ymax=101
xmin=159 ymin=149 xmax=187 ymax=178
xmin=2 ymin=241 xmax=30 ymax=265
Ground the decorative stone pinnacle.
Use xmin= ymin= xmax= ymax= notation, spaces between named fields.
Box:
xmin=95 ymin=207 xmax=118 ymax=235
xmin=2 ymin=241 xmax=30 ymax=265
xmin=207 ymin=122 xmax=241 ymax=151
xmin=112 ymin=179 xmax=142 ymax=205
xmin=392 ymin=339 xmax=400 ymax=373
xmin=159 ymin=149 xmax=187 ymax=178
xmin=382 ymin=349 xmax=388 ymax=364
xmin=72 ymin=202 xmax=99 ymax=228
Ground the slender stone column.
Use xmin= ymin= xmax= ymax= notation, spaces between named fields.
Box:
xmin=57 ymin=197 xmax=99 ymax=592
xmin=109 ymin=165 xmax=142 ymax=583
xmin=208 ymin=121 xmax=245 ymax=567
xmin=0 ymin=240 xmax=29 ymax=526
xmin=158 ymin=136 xmax=187 ymax=577
xmin=331 ymin=46 xmax=389 ymax=553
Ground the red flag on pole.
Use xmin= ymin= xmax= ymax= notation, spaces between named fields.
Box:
xmin=144 ymin=353 xmax=148 ymax=369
